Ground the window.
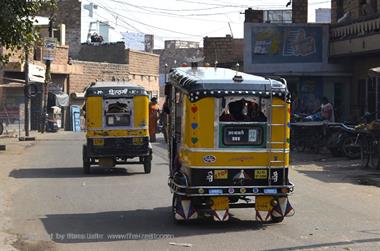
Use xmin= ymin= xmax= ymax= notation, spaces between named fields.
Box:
xmin=219 ymin=97 xmax=267 ymax=122
xmin=104 ymin=98 xmax=133 ymax=127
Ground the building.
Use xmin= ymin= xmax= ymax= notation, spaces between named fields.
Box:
xmin=244 ymin=0 xmax=352 ymax=121
xmin=316 ymin=8 xmax=332 ymax=23
xmin=75 ymin=42 xmax=160 ymax=98
xmin=153 ymin=40 xmax=202 ymax=100
xmin=203 ymin=35 xmax=244 ymax=69
xmin=330 ymin=0 xmax=380 ymax=119
xmin=0 ymin=24 xmax=76 ymax=131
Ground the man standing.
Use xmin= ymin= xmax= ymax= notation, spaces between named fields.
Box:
xmin=320 ymin=97 xmax=335 ymax=122
xmin=149 ymin=97 xmax=159 ymax=142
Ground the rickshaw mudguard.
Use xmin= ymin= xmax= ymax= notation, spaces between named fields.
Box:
xmin=173 ymin=196 xmax=198 ymax=220
xmin=271 ymin=196 xmax=295 ymax=218
xmin=255 ymin=196 xmax=295 ymax=222
xmin=213 ymin=210 xmax=230 ymax=222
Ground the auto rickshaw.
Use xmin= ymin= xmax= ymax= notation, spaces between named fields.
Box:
xmin=82 ymin=81 xmax=152 ymax=174
xmin=166 ymin=66 xmax=295 ymax=223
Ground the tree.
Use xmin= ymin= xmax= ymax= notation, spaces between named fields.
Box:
xmin=0 ymin=0 xmax=57 ymax=64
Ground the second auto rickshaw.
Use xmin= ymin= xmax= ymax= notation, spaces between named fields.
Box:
xmin=83 ymin=81 xmax=152 ymax=174
xmin=166 ymin=66 xmax=295 ymax=223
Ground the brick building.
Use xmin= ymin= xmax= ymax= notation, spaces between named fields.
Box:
xmin=40 ymin=0 xmax=82 ymax=58
xmin=330 ymin=0 xmax=380 ymax=119
xmin=0 ymin=23 xmax=76 ymax=130
xmin=203 ymin=35 xmax=244 ymax=69
xmin=153 ymin=40 xmax=203 ymax=99
xmin=75 ymin=43 xmax=160 ymax=97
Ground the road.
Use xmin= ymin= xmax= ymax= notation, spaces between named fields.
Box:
xmin=0 ymin=132 xmax=380 ymax=251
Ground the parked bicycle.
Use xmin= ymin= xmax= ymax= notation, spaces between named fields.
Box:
xmin=356 ymin=113 xmax=380 ymax=169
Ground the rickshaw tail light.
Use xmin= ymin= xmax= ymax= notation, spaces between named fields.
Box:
xmin=281 ymin=188 xmax=289 ymax=193
xmin=198 ymin=188 xmax=205 ymax=194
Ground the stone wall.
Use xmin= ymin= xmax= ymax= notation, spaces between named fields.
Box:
xmin=127 ymin=50 xmax=160 ymax=95
xmin=203 ymin=35 xmax=244 ymax=69
xmin=69 ymin=60 xmax=130 ymax=93
xmin=127 ymin=49 xmax=159 ymax=76
xmin=292 ymin=0 xmax=308 ymax=23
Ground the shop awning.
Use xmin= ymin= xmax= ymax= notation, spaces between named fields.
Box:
xmin=48 ymin=91 xmax=69 ymax=107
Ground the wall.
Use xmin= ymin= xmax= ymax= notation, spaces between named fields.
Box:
xmin=127 ymin=50 xmax=160 ymax=95
xmin=69 ymin=60 xmax=129 ymax=93
xmin=78 ymin=42 xmax=127 ymax=64
xmin=203 ymin=35 xmax=244 ymax=68
xmin=164 ymin=40 xmax=200 ymax=49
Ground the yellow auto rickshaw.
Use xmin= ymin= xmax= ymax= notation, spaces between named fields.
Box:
xmin=82 ymin=81 xmax=152 ymax=174
xmin=166 ymin=66 xmax=294 ymax=223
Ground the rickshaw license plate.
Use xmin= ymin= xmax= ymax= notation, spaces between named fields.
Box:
xmin=255 ymin=196 xmax=273 ymax=211
xmin=133 ymin=137 xmax=143 ymax=145
xmin=211 ymin=197 xmax=229 ymax=210
xmin=93 ymin=138 xmax=104 ymax=146
xmin=254 ymin=170 xmax=268 ymax=179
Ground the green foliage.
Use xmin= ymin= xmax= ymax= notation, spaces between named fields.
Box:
xmin=0 ymin=0 xmax=57 ymax=64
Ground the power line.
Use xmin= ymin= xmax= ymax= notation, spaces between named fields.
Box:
xmin=108 ymin=0 xmax=240 ymax=12
xmin=93 ymin=1 xmax=207 ymax=37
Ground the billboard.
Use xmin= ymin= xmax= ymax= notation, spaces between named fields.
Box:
xmin=250 ymin=26 xmax=323 ymax=64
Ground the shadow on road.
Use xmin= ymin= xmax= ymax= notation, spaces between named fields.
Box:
xmin=291 ymin=152 xmax=380 ymax=187
xmin=9 ymin=167 xmax=146 ymax=179
xmin=40 ymin=207 xmax=266 ymax=243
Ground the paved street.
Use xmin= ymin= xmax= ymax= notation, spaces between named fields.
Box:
xmin=0 ymin=132 xmax=380 ymax=251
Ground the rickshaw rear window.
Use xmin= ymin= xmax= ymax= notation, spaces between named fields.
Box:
xmin=104 ymin=98 xmax=132 ymax=127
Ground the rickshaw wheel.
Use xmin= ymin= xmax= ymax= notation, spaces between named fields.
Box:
xmin=0 ymin=122 xmax=3 ymax=135
xmin=143 ymin=156 xmax=151 ymax=174
xmin=82 ymin=145 xmax=91 ymax=174
xmin=271 ymin=215 xmax=284 ymax=223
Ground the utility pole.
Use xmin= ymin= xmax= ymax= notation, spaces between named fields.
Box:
xmin=24 ymin=46 xmax=30 ymax=137
xmin=41 ymin=15 xmax=54 ymax=133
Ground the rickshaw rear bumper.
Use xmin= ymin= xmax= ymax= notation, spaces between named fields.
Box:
xmin=168 ymin=177 xmax=295 ymax=197
xmin=86 ymin=137 xmax=152 ymax=158
xmin=170 ymin=177 xmax=295 ymax=222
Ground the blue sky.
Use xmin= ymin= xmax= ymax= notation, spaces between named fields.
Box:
xmin=80 ymin=0 xmax=331 ymax=49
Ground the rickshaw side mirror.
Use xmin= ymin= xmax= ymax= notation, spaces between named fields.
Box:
xmin=165 ymin=84 xmax=172 ymax=96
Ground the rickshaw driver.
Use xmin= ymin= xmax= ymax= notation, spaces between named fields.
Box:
xmin=220 ymin=99 xmax=267 ymax=122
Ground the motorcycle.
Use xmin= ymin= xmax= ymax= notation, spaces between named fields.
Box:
xmin=327 ymin=123 xmax=361 ymax=159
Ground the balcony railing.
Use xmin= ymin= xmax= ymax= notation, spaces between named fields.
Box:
xmin=330 ymin=15 xmax=380 ymax=41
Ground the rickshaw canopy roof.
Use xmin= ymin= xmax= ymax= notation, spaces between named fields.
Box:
xmin=85 ymin=81 xmax=148 ymax=98
xmin=169 ymin=67 xmax=289 ymax=102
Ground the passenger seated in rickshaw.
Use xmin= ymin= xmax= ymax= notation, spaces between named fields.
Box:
xmin=220 ymin=99 xmax=267 ymax=122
